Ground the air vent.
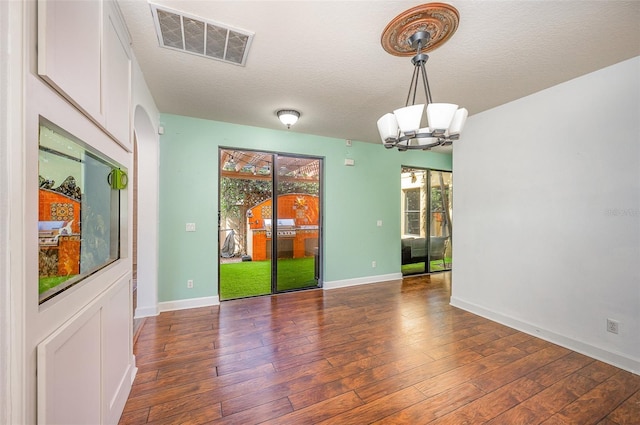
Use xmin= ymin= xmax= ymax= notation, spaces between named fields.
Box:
xmin=150 ymin=3 xmax=254 ymax=66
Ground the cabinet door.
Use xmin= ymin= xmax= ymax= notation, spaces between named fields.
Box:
xmin=103 ymin=1 xmax=132 ymax=146
xmin=38 ymin=0 xmax=103 ymax=121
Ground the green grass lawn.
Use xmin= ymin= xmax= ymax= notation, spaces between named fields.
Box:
xmin=220 ymin=257 xmax=318 ymax=300
xmin=401 ymin=258 xmax=452 ymax=275
xmin=39 ymin=275 xmax=75 ymax=294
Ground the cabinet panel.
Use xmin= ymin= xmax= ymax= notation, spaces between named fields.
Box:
xmin=38 ymin=0 xmax=132 ymax=148
xmin=102 ymin=278 xmax=132 ymax=424
xmin=37 ymin=307 xmax=102 ymax=425
xmin=36 ymin=274 xmax=133 ymax=425
xmin=103 ymin=2 xmax=132 ymax=146
xmin=38 ymin=0 xmax=103 ymax=120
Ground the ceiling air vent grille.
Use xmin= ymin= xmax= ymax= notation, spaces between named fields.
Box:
xmin=150 ymin=3 xmax=253 ymax=66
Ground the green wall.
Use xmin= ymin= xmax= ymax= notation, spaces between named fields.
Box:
xmin=158 ymin=114 xmax=452 ymax=302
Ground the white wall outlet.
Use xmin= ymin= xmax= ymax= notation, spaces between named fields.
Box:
xmin=344 ymin=158 xmax=355 ymax=166
xmin=606 ymin=318 xmax=619 ymax=334
xmin=377 ymin=220 xmax=382 ymax=227
xmin=372 ymin=261 xmax=376 ymax=268
xmin=186 ymin=223 xmax=196 ymax=232
xmin=346 ymin=139 xmax=352 ymax=147
xmin=187 ymin=279 xmax=193 ymax=288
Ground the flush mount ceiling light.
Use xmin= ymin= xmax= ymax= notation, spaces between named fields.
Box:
xmin=277 ymin=110 xmax=300 ymax=129
xmin=377 ymin=3 xmax=468 ymax=151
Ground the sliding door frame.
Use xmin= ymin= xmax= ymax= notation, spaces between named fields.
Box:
xmin=218 ymin=147 xmax=324 ymax=300
xmin=272 ymin=152 xmax=324 ymax=294
xmin=401 ymin=165 xmax=452 ymax=276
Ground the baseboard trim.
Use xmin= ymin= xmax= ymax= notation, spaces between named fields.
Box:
xmin=450 ymin=296 xmax=640 ymax=375
xmin=134 ymin=305 xmax=159 ymax=318
xmin=323 ymin=273 xmax=403 ymax=290
xmin=130 ymin=355 xmax=137 ymax=384
xmin=107 ymin=362 xmax=133 ymax=424
xmin=158 ymin=296 xmax=220 ymax=312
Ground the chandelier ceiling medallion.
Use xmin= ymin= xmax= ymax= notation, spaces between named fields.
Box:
xmin=377 ymin=3 xmax=468 ymax=151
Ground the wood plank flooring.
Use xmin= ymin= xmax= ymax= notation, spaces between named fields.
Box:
xmin=119 ymin=273 xmax=640 ymax=424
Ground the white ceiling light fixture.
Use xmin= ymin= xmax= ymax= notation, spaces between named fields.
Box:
xmin=377 ymin=3 xmax=468 ymax=151
xmin=277 ymin=110 xmax=300 ymax=129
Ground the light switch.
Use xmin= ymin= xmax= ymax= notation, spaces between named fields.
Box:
xmin=377 ymin=220 xmax=382 ymax=227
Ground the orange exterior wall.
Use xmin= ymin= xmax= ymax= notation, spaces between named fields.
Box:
xmin=39 ymin=189 xmax=81 ymax=276
xmin=248 ymin=194 xmax=319 ymax=261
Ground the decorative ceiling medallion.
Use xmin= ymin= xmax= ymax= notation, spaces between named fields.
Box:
xmin=381 ymin=3 xmax=459 ymax=56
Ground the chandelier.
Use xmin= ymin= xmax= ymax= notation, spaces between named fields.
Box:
xmin=377 ymin=3 xmax=468 ymax=151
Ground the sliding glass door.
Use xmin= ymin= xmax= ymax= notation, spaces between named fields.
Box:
xmin=218 ymin=148 xmax=322 ymax=300
xmin=401 ymin=167 xmax=452 ymax=276
xmin=274 ymin=155 xmax=321 ymax=292
xmin=428 ymin=170 xmax=452 ymax=271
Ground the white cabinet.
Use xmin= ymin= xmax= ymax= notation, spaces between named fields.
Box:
xmin=38 ymin=0 xmax=102 ymax=120
xmin=37 ymin=276 xmax=134 ymax=425
xmin=38 ymin=0 xmax=132 ymax=149
xmin=103 ymin=0 xmax=132 ymax=146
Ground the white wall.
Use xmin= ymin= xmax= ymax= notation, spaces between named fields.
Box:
xmin=2 ymin=1 xmax=26 ymax=423
xmin=1 ymin=0 xmax=12 ymax=421
xmin=452 ymin=57 xmax=640 ymax=373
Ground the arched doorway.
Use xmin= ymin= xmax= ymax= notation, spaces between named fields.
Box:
xmin=133 ymin=105 xmax=159 ymax=318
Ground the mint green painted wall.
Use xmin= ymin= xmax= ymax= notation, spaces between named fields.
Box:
xmin=158 ymin=114 xmax=452 ymax=302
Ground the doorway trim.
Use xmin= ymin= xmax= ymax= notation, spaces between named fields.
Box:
xmin=133 ymin=105 xmax=159 ymax=318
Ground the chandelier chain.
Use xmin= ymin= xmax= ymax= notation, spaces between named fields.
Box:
xmin=420 ymin=61 xmax=433 ymax=105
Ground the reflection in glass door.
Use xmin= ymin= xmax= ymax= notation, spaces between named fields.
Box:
xmin=429 ymin=170 xmax=452 ymax=271
xmin=218 ymin=148 xmax=322 ymax=300
xmin=401 ymin=167 xmax=452 ymax=276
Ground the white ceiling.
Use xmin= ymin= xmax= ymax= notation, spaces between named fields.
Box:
xmin=118 ymin=0 xmax=640 ymax=148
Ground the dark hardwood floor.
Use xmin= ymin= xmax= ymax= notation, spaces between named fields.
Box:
xmin=119 ymin=273 xmax=640 ymax=425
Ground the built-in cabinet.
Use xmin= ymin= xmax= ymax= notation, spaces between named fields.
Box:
xmin=30 ymin=0 xmax=135 ymax=424
xmin=38 ymin=0 xmax=132 ymax=147
xmin=103 ymin=3 xmax=132 ymax=145
xmin=37 ymin=276 xmax=132 ymax=425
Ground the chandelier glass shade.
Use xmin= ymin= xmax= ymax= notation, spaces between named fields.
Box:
xmin=377 ymin=4 xmax=467 ymax=151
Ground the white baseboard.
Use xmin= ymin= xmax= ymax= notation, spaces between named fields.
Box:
xmin=134 ymin=305 xmax=159 ymax=318
xmin=450 ymin=296 xmax=640 ymax=375
xmin=129 ymin=355 xmax=137 ymax=384
xmin=158 ymin=295 xmax=220 ymax=312
xmin=107 ymin=362 xmax=134 ymax=424
xmin=323 ymin=273 xmax=402 ymax=290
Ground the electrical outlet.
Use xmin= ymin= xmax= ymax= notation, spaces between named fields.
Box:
xmin=186 ymin=223 xmax=196 ymax=232
xmin=606 ymin=318 xmax=619 ymax=334
xmin=187 ymin=279 xmax=194 ymax=288
xmin=372 ymin=261 xmax=376 ymax=268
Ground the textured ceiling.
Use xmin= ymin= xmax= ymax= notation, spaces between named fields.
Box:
xmin=118 ymin=1 xmax=640 ymax=149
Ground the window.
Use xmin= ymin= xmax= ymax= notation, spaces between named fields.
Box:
xmin=38 ymin=119 xmax=123 ymax=304
xmin=404 ymin=188 xmax=421 ymax=236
